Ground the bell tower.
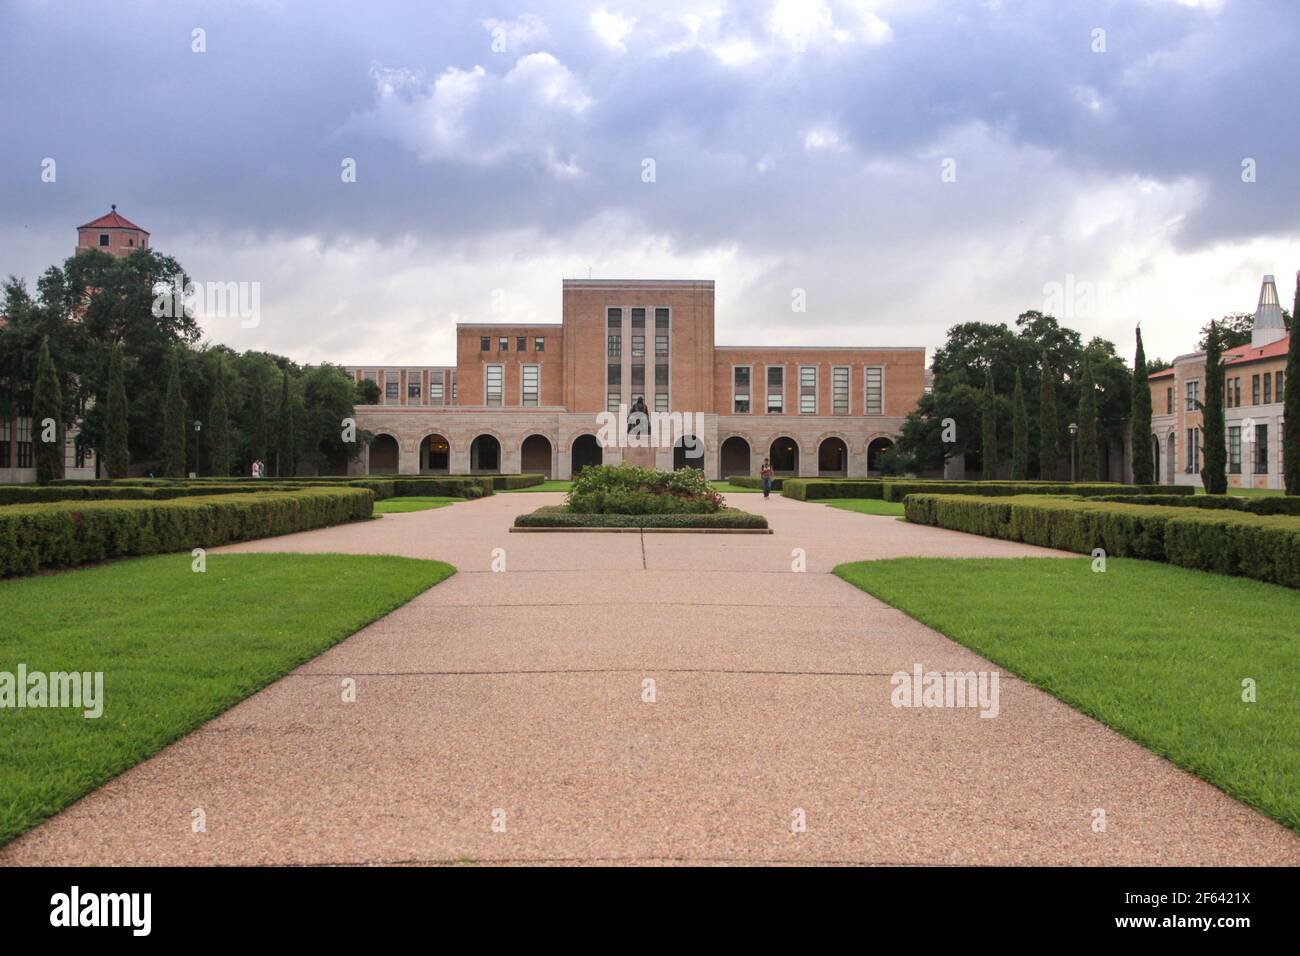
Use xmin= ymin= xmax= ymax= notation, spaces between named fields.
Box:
xmin=76 ymin=205 xmax=149 ymax=258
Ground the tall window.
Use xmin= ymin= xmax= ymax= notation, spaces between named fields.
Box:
xmin=1234 ymin=378 xmax=1242 ymax=407
xmin=521 ymin=365 xmax=539 ymax=406
xmin=385 ymin=381 xmax=399 ymax=401
xmin=1277 ymin=370 xmax=1284 ymax=398
xmin=16 ymin=414 xmax=32 ymax=468
xmin=1185 ymin=427 xmax=1199 ymax=473
xmin=832 ymin=366 xmax=850 ymax=414
xmin=499 ymin=337 xmax=509 ymax=352
xmin=480 ymin=336 xmax=490 ymax=352
xmin=1166 ymin=387 xmax=1173 ymax=415
xmin=429 ymin=380 xmax=445 ymax=406
xmin=0 ymin=416 xmax=9 ymax=468
xmin=1186 ymin=380 xmax=1199 ymax=411
xmin=607 ymin=361 xmax=621 ymax=413
xmin=485 ymin=365 xmax=503 ymax=406
xmin=1263 ymin=372 xmax=1272 ymax=404
xmin=517 ymin=336 xmax=527 ymax=352
xmin=766 ymin=366 xmax=784 ymax=413
xmin=407 ymin=381 xmax=422 ymax=402
xmin=1228 ymin=426 xmax=1241 ymax=474
xmin=1251 ymin=375 xmax=1260 ymax=405
xmin=535 ymin=337 xmax=545 ymax=352
xmin=1225 ymin=376 xmax=1233 ymax=408
xmin=799 ymin=366 xmax=817 ymax=414
xmin=655 ymin=393 xmax=668 ymax=412
xmin=865 ymin=367 xmax=883 ymax=415
xmin=733 ymin=366 xmax=750 ymax=413
xmin=608 ymin=332 xmax=621 ymax=357
xmin=631 ymin=334 xmax=645 ymax=357
xmin=1256 ymin=424 xmax=1269 ymax=473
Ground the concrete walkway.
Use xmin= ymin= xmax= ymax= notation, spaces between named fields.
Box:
xmin=4 ymin=493 xmax=1297 ymax=865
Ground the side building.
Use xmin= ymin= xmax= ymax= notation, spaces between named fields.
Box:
xmin=345 ymin=279 xmax=926 ymax=479
xmin=1149 ymin=274 xmax=1290 ymax=489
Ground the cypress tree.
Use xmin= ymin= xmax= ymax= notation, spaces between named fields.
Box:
xmin=1038 ymin=360 xmax=1058 ymax=480
xmin=105 ymin=343 xmax=130 ymax=478
xmin=1201 ymin=321 xmax=1227 ymax=494
xmin=276 ymin=370 xmax=295 ymax=478
xmin=161 ymin=349 xmax=187 ymax=477
xmin=208 ymin=359 xmax=231 ymax=478
xmin=250 ymin=371 xmax=268 ymax=466
xmin=1130 ymin=325 xmax=1154 ymax=484
xmin=1011 ymin=368 xmax=1029 ymax=480
xmin=1285 ymin=272 xmax=1300 ymax=495
xmin=32 ymin=337 xmax=64 ymax=484
xmin=1077 ymin=358 xmax=1099 ymax=481
xmin=981 ymin=365 xmax=998 ymax=480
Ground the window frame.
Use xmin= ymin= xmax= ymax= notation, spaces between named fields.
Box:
xmin=485 ymin=364 xmax=504 ymax=406
xmin=799 ymin=365 xmax=818 ymax=415
xmin=865 ymin=366 xmax=884 ymax=415
xmin=520 ymin=364 xmax=540 ymax=407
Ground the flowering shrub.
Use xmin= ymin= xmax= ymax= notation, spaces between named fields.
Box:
xmin=567 ymin=465 xmax=724 ymax=514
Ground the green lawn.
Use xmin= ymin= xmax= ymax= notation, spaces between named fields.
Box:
xmin=834 ymin=557 xmax=1300 ymax=831
xmin=502 ymin=480 xmax=572 ymax=493
xmin=1210 ymin=486 xmax=1284 ymax=497
xmin=0 ymin=552 xmax=454 ymax=846
xmin=711 ymin=481 xmax=760 ymax=494
xmin=374 ymin=495 xmax=462 ymax=514
xmin=821 ymin=498 xmax=906 ymax=517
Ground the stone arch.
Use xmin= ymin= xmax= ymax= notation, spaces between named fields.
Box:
xmin=817 ymin=435 xmax=849 ymax=476
xmin=571 ymin=433 xmax=603 ymax=474
xmin=673 ymin=433 xmax=705 ymax=471
xmin=769 ymin=436 xmax=801 ymax=475
xmin=369 ymin=433 xmax=400 ymax=474
xmin=520 ymin=433 xmax=555 ymax=477
xmin=719 ymin=435 xmax=752 ymax=478
xmin=418 ymin=432 xmax=452 ymax=473
xmin=470 ymin=433 xmax=502 ymax=473
xmin=866 ymin=435 xmax=895 ymax=473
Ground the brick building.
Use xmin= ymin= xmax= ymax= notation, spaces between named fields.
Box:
xmin=1149 ymin=274 xmax=1290 ymax=489
xmin=347 ymin=279 xmax=926 ymax=479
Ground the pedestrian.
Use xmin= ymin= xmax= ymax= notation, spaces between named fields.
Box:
xmin=760 ymin=457 xmax=773 ymax=498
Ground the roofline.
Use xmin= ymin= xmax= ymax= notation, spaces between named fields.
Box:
xmin=715 ymin=345 xmax=926 ymax=353
xmin=455 ymin=322 xmax=563 ymax=329
xmin=562 ymin=279 xmax=714 ymax=288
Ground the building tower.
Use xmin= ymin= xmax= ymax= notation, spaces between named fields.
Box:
xmin=1252 ymin=274 xmax=1287 ymax=348
xmin=76 ymin=206 xmax=149 ymax=258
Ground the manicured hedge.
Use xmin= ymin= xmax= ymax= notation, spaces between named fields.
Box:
xmin=726 ymin=475 xmax=784 ymax=491
xmin=782 ymin=479 xmax=883 ymax=500
xmin=513 ymin=505 xmax=768 ymax=529
xmin=490 ymin=474 xmax=546 ymax=490
xmin=0 ymin=488 xmax=374 ymax=578
xmin=0 ymin=483 xmax=309 ymax=505
xmin=881 ymin=481 xmax=1193 ymax=502
xmin=903 ymin=493 xmax=1300 ymax=588
xmin=1093 ymin=494 xmax=1300 ymax=516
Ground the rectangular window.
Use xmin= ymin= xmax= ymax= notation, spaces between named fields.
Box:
xmin=499 ymin=337 xmax=509 ymax=352
xmin=631 ymin=307 xmax=645 ymax=329
xmin=607 ymin=307 xmax=622 ymax=328
xmin=1251 ymin=375 xmax=1260 ymax=405
xmin=631 ymin=364 xmax=645 ymax=388
xmin=407 ymin=382 xmax=421 ymax=401
xmin=1263 ymin=372 xmax=1272 ymax=404
xmin=517 ymin=336 xmax=527 ymax=352
xmin=1256 ymin=424 xmax=1269 ymax=473
xmin=607 ymin=363 xmax=621 ymax=385
xmin=832 ymin=366 xmax=850 ymax=415
xmin=385 ymin=381 xmax=399 ymax=400
xmin=799 ymin=366 xmax=817 ymax=414
xmin=607 ymin=392 xmax=621 ymax=413
xmin=1276 ymin=370 xmax=1284 ymax=398
xmin=865 ymin=367 xmax=884 ymax=415
xmin=429 ymin=381 xmax=444 ymax=405
xmin=654 ymin=393 xmax=668 ymax=412
xmin=17 ymin=415 xmax=32 ymax=468
xmin=1234 ymin=378 xmax=1242 ymax=407
xmin=535 ymin=337 xmax=545 ymax=352
xmin=655 ymin=334 xmax=668 ymax=356
xmin=485 ymin=365 xmax=503 ymax=406
xmin=521 ymin=365 xmax=539 ymax=406
xmin=655 ymin=307 xmax=669 ymax=329
xmin=0 ymin=416 xmax=9 ymax=468
xmin=480 ymin=336 xmax=490 ymax=352
xmin=734 ymin=366 xmax=750 ymax=414
xmin=608 ymin=334 xmax=621 ymax=358
xmin=451 ymin=374 xmax=457 ymax=402
xmin=654 ymin=363 xmax=668 ymax=387
xmin=1228 ymin=426 xmax=1241 ymax=474
xmin=1166 ymin=387 xmax=1173 ymax=415
xmin=99 ymin=234 xmax=109 ymax=246
xmin=1185 ymin=427 xmax=1199 ymax=473
xmin=631 ymin=334 xmax=645 ymax=358
xmin=1225 ymin=376 xmax=1233 ymax=408
xmin=1185 ymin=380 xmax=1200 ymax=411
xmin=767 ymin=366 xmax=784 ymax=414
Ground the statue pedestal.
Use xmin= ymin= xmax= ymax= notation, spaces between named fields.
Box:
xmin=623 ymin=444 xmax=656 ymax=469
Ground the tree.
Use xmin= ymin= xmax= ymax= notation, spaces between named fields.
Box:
xmin=300 ymin=364 xmax=362 ymax=472
xmin=105 ymin=343 xmax=130 ymax=478
xmin=161 ymin=349 xmax=187 ymax=477
xmin=981 ymin=366 xmax=998 ymax=480
xmin=208 ymin=358 xmax=231 ymax=477
xmin=1284 ymin=273 xmax=1300 ymax=495
xmin=1077 ymin=358 xmax=1099 ymax=481
xmin=249 ymin=370 xmax=268 ymax=466
xmin=1130 ymin=326 xmax=1154 ymax=484
xmin=1038 ymin=360 xmax=1058 ymax=479
xmin=1011 ymin=369 xmax=1028 ymax=480
xmin=276 ymin=370 xmax=295 ymax=478
xmin=1200 ymin=321 xmax=1227 ymax=494
xmin=32 ymin=337 xmax=64 ymax=483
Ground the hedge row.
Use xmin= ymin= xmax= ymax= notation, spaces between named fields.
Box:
xmin=726 ymin=475 xmax=785 ymax=491
xmin=513 ymin=505 xmax=768 ymax=530
xmin=880 ymin=481 xmax=1193 ymax=501
xmin=0 ymin=482 xmax=313 ymax=505
xmin=0 ymin=488 xmax=374 ymax=578
xmin=1093 ymin=494 xmax=1300 ymax=516
xmin=26 ymin=477 xmax=494 ymax=503
xmin=903 ymin=493 xmax=1300 ymax=588
xmin=782 ymin=479 xmax=884 ymax=500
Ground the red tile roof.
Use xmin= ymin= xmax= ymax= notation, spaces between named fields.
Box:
xmin=1224 ymin=334 xmax=1290 ymax=366
xmin=1149 ymin=367 xmax=1175 ymax=379
xmin=78 ymin=208 xmax=149 ymax=234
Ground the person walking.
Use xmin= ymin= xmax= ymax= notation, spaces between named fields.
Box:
xmin=760 ymin=457 xmax=773 ymax=498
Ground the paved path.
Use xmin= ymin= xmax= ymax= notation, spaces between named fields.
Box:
xmin=5 ymin=493 xmax=1297 ymax=865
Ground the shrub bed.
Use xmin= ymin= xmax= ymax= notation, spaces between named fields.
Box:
xmin=726 ymin=475 xmax=784 ymax=492
xmin=881 ymin=481 xmax=1192 ymax=502
xmin=0 ymin=483 xmax=308 ymax=505
xmin=566 ymin=465 xmax=723 ymax=514
xmin=514 ymin=505 xmax=768 ymax=530
xmin=1093 ymin=494 xmax=1300 ymax=517
xmin=13 ymin=477 xmax=490 ymax=504
xmin=782 ymin=479 xmax=883 ymax=500
xmin=903 ymin=493 xmax=1300 ymax=588
xmin=0 ymin=488 xmax=374 ymax=577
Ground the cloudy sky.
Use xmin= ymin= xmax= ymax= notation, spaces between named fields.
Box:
xmin=2 ymin=0 xmax=1297 ymax=366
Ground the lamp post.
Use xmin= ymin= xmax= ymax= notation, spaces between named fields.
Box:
xmin=193 ymin=420 xmax=202 ymax=477
xmin=1068 ymin=422 xmax=1078 ymax=482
